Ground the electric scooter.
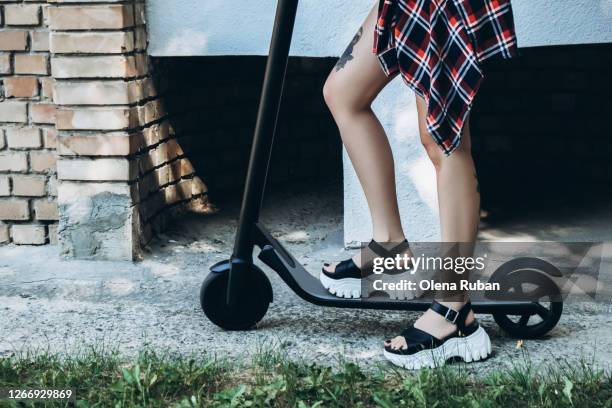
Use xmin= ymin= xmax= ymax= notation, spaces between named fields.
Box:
xmin=199 ymin=0 xmax=563 ymax=339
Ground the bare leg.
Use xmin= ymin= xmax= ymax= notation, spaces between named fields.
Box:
xmin=323 ymin=5 xmax=407 ymax=272
xmin=388 ymin=96 xmax=479 ymax=349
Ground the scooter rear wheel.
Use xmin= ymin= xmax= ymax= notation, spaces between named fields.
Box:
xmin=200 ymin=261 xmax=272 ymax=330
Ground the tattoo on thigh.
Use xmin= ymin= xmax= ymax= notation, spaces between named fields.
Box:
xmin=474 ymin=172 xmax=480 ymax=194
xmin=335 ymin=27 xmax=363 ymax=72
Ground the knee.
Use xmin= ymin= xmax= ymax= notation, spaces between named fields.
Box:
xmin=322 ymin=76 xmax=334 ymax=108
xmin=323 ymin=75 xmax=364 ymax=118
xmin=420 ymin=130 xmax=443 ymax=170
xmin=323 ymin=76 xmax=343 ymax=115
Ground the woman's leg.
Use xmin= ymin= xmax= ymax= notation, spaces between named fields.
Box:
xmin=388 ymin=96 xmax=479 ymax=348
xmin=323 ymin=4 xmax=406 ymax=272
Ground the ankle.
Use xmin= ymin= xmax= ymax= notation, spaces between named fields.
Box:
xmin=372 ymin=232 xmax=406 ymax=243
xmin=436 ymin=300 xmax=468 ymax=310
xmin=431 ymin=299 xmax=474 ymax=326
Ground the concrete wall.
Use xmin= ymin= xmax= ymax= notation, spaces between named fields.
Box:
xmin=146 ymin=0 xmax=612 ymax=246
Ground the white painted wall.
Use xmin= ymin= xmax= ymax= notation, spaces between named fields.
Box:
xmin=147 ymin=0 xmax=612 ymax=56
xmin=146 ymin=0 xmax=612 ymax=245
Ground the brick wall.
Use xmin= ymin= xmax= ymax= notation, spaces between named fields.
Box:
xmin=0 ymin=0 xmax=206 ymax=259
xmin=0 ymin=0 xmax=56 ymax=245
xmin=49 ymin=0 xmax=206 ymax=260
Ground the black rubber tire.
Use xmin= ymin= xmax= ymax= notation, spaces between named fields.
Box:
xmin=200 ymin=264 xmax=272 ymax=331
xmin=493 ymin=300 xmax=563 ymax=339
xmin=490 ymin=258 xmax=563 ymax=339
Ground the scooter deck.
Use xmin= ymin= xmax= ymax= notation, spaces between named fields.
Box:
xmin=253 ymin=223 xmax=541 ymax=315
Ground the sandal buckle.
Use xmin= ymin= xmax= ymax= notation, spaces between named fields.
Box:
xmin=444 ymin=308 xmax=459 ymax=324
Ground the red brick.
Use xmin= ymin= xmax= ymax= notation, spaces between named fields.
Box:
xmin=12 ymin=174 xmax=46 ymax=197
xmin=47 ymin=175 xmax=57 ymax=196
xmin=50 ymin=31 xmax=134 ymax=54
xmin=57 ymin=157 xmax=136 ymax=181
xmin=4 ymin=4 xmax=41 ymax=26
xmin=11 ymin=224 xmax=46 ymax=245
xmin=14 ymin=54 xmax=48 ymax=75
xmin=47 ymin=5 xmax=134 ymax=30
xmin=33 ymin=198 xmax=58 ymax=220
xmin=176 ymin=178 xmax=192 ymax=199
xmin=0 ymin=31 xmax=28 ymax=51
xmin=51 ymin=55 xmax=143 ymax=79
xmin=29 ymin=151 xmax=56 ymax=172
xmin=0 ymin=101 xmax=28 ymax=123
xmin=42 ymin=128 xmax=57 ymax=148
xmin=40 ymin=77 xmax=53 ymax=99
xmin=31 ymin=30 xmax=50 ymax=52
xmin=0 ymin=175 xmax=9 ymax=196
xmin=0 ymin=223 xmax=8 ymax=243
xmin=30 ymin=103 xmax=56 ymax=124
xmin=6 ymin=127 xmax=42 ymax=149
xmin=142 ymin=123 xmax=162 ymax=146
xmin=0 ymin=198 xmax=29 ymax=220
xmin=58 ymin=133 xmax=135 ymax=156
xmin=48 ymin=223 xmax=57 ymax=244
xmin=56 ymin=107 xmax=137 ymax=130
xmin=0 ymin=54 xmax=11 ymax=74
xmin=54 ymin=80 xmax=145 ymax=105
xmin=3 ymin=76 xmax=39 ymax=98
xmin=192 ymin=176 xmax=208 ymax=195
xmin=0 ymin=151 xmax=27 ymax=171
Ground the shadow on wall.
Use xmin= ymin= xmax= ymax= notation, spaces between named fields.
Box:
xmin=471 ymin=43 xmax=612 ymax=217
xmin=152 ymin=56 xmax=343 ymax=206
xmin=152 ymin=44 xmax=612 ymax=220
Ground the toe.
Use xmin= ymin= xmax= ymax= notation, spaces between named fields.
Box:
xmin=390 ymin=336 xmax=407 ymax=351
xmin=322 ymin=262 xmax=337 ymax=273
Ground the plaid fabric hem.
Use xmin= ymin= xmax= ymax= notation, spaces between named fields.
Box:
xmin=374 ymin=0 xmax=518 ymax=155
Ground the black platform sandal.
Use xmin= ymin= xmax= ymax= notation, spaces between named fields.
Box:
xmin=319 ymin=239 xmax=411 ymax=299
xmin=384 ymin=301 xmax=491 ymax=369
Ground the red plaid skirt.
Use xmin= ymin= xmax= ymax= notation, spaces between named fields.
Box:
xmin=374 ymin=0 xmax=518 ymax=155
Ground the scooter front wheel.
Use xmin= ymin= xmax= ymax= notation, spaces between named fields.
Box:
xmin=200 ymin=260 xmax=272 ymax=330
xmin=493 ymin=300 xmax=562 ymax=339
xmin=488 ymin=258 xmax=563 ymax=339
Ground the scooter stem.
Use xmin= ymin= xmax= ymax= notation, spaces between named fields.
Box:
xmin=228 ymin=0 xmax=299 ymax=305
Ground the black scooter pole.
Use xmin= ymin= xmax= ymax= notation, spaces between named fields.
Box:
xmin=227 ymin=0 xmax=299 ymax=305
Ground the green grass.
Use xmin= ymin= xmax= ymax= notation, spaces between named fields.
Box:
xmin=0 ymin=348 xmax=610 ymax=407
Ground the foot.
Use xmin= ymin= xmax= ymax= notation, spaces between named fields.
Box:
xmin=320 ymin=239 xmax=412 ymax=299
xmin=383 ymin=301 xmax=491 ymax=369
xmin=386 ymin=301 xmax=475 ymax=350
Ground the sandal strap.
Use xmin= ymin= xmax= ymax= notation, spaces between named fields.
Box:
xmin=429 ymin=300 xmax=472 ymax=330
xmin=323 ymin=258 xmax=361 ymax=279
xmin=335 ymin=258 xmax=358 ymax=274
xmin=400 ymin=326 xmax=435 ymax=343
xmin=385 ymin=326 xmax=440 ymax=355
xmin=367 ymin=239 xmax=410 ymax=258
xmin=323 ymin=239 xmax=411 ymax=279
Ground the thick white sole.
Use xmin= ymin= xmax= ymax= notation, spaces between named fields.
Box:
xmin=384 ymin=326 xmax=492 ymax=370
xmin=319 ymin=271 xmax=415 ymax=300
xmin=319 ymin=272 xmax=361 ymax=298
